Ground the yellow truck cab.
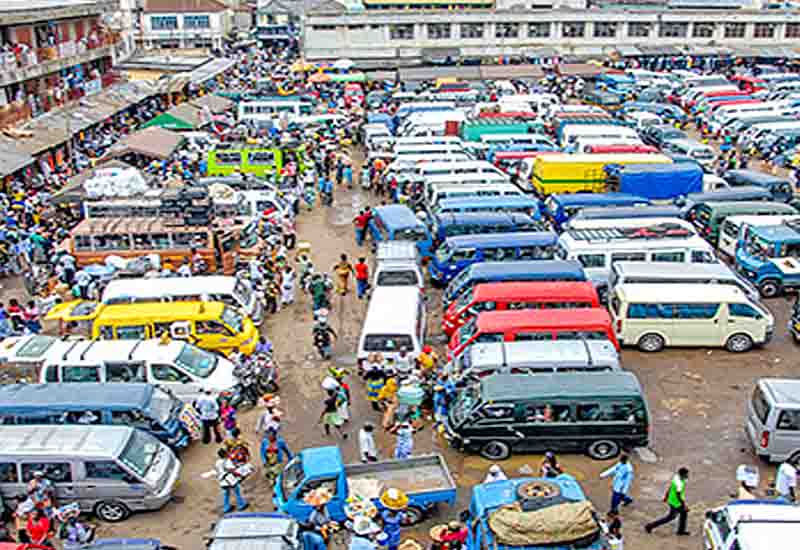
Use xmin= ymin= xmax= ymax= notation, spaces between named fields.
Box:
xmin=46 ymin=300 xmax=258 ymax=356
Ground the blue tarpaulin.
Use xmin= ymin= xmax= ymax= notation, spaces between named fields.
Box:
xmin=606 ymin=162 xmax=703 ymax=200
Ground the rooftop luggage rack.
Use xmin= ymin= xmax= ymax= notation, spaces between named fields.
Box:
xmin=568 ymin=223 xmax=693 ymax=242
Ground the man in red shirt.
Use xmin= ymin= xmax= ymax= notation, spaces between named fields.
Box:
xmin=26 ymin=508 xmax=51 ymax=546
xmin=353 ymin=210 xmax=369 ymax=246
xmin=354 ymin=257 xmax=370 ymax=299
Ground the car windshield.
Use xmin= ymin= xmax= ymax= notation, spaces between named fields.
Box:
xmin=234 ymin=278 xmax=255 ymax=308
xmin=377 ymin=270 xmax=418 ymax=286
xmin=435 ymin=243 xmax=453 ymax=264
xmin=451 ymin=383 xmax=480 ymax=425
xmin=15 ymin=336 xmax=57 ymax=358
xmin=119 ymin=430 xmax=161 ymax=478
xmin=456 ymin=286 xmax=474 ymax=309
xmin=175 ymin=344 xmax=218 ymax=378
xmin=396 ymin=228 xmax=426 ymax=241
xmin=150 ymin=388 xmax=178 ymax=424
xmin=456 ymin=317 xmax=478 ymax=347
xmin=221 ymin=306 xmax=245 ymax=333
xmin=363 ymin=334 xmax=414 ymax=352
xmin=281 ymin=457 xmax=305 ymax=497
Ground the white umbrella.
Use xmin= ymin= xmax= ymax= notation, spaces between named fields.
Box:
xmin=333 ymin=58 xmax=354 ymax=70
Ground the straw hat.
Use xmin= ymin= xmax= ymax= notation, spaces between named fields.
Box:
xmin=304 ymin=487 xmax=333 ymax=507
xmin=379 ymin=488 xmax=409 ymax=510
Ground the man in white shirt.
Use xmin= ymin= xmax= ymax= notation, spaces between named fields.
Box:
xmin=358 ymin=422 xmax=378 ymax=463
xmin=195 ymin=390 xmax=222 ymax=444
xmin=776 ymin=462 xmax=797 ymax=502
xmin=395 ymin=347 xmax=413 ymax=376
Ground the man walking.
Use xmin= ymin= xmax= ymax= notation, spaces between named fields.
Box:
xmin=215 ymin=448 xmax=248 ymax=513
xmin=195 ymin=389 xmax=222 ymax=444
xmin=776 ymin=461 xmax=797 ymax=502
xmin=355 ymin=257 xmax=370 ymax=299
xmin=600 ymin=454 xmax=634 ymax=513
xmin=645 ymin=467 xmax=690 ymax=536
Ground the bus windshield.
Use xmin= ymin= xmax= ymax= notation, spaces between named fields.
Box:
xmin=451 ymin=383 xmax=480 ymax=426
xmin=175 ymin=344 xmax=219 ymax=378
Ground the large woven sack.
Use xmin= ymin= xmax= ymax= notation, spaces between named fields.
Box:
xmin=488 ymin=501 xmax=600 ymax=547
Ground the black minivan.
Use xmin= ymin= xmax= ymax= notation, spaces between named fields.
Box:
xmin=443 ymin=372 xmax=649 ymax=461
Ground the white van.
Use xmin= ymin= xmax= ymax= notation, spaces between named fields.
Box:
xmin=393 ymin=143 xmax=465 ymax=158
xmin=373 ymin=242 xmax=424 ymax=290
xmin=609 ymin=261 xmax=758 ymax=300
xmin=428 ymin=183 xmax=524 ymax=209
xmin=500 ymin=93 xmax=560 ymax=114
xmin=561 ymin=124 xmax=640 ymax=148
xmin=662 ymin=139 xmax=715 ymax=168
xmin=237 ymin=189 xmax=293 ymax=221
xmin=418 ymin=160 xmax=506 ymax=181
xmin=357 ymin=286 xmax=426 ymax=368
xmin=0 ymin=424 xmax=181 ymax=522
xmin=556 ymin=222 xmax=717 ymax=287
xmin=480 ymin=134 xmax=556 ymax=150
xmin=718 ymin=214 xmax=800 ymax=259
xmin=423 ymin=173 xmax=511 ymax=203
xmin=564 ymin=216 xmax=697 ymax=233
xmin=609 ymin=283 xmax=774 ymax=352
xmin=393 ymin=136 xmax=463 ymax=148
xmin=238 ymin=100 xmax=314 ymax=122
xmin=449 ymin=339 xmax=620 ymax=380
xmin=102 ymin=276 xmax=263 ymax=323
xmin=0 ymin=335 xmax=237 ymax=401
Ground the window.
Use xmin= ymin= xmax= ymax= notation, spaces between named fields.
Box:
xmin=496 ymin=23 xmax=520 ymax=39
xmin=475 ymin=333 xmax=504 ymax=343
xmin=691 ymin=250 xmax=715 ymax=263
xmin=729 ymin=303 xmax=761 ymax=318
xmin=151 ymin=16 xmax=178 ymax=31
xmin=675 ymin=303 xmax=719 ymax=319
xmin=428 ymin=23 xmax=451 ymax=40
xmin=61 ymin=366 xmax=100 ymax=383
xmin=183 ymin=15 xmax=210 ymax=29
xmin=484 ymin=247 xmax=517 ymax=261
xmin=577 ymin=401 xmax=643 ymax=422
xmin=777 ymin=410 xmax=800 ymax=431
xmin=0 ymin=463 xmax=18 ymax=483
xmin=516 ymin=332 xmax=551 ymax=341
xmin=628 ymin=22 xmax=651 ymax=38
xmin=651 ymin=251 xmax=685 ymax=263
xmin=21 ymin=463 xmax=72 ymax=483
xmin=578 ymin=254 xmax=606 ymax=268
xmin=523 ymin=403 xmax=572 ymax=423
xmin=519 ymin=246 xmax=554 ymax=260
xmin=528 ymin=22 xmax=550 ymax=38
xmin=116 ymin=325 xmax=148 ymax=340
xmin=787 ymin=23 xmax=800 ymax=39
xmin=724 ymin=23 xmax=746 ymax=39
xmin=693 ymin=23 xmax=715 ymax=38
xmin=659 ymin=23 xmax=688 ymax=38
xmin=754 ymin=23 xmax=776 ymax=39
xmin=197 ymin=321 xmax=232 ymax=335
xmin=249 ymin=151 xmax=275 ymax=166
xmin=451 ymin=249 xmax=475 ymax=262
xmin=611 ymin=252 xmax=646 ymax=264
xmin=152 ymin=364 xmax=188 ymax=382
xmin=461 ymin=23 xmax=484 ymax=39
xmin=85 ymin=461 xmax=130 ymax=481
xmin=105 ymin=363 xmax=146 ymax=383
xmin=627 ymin=303 xmax=674 ymax=319
xmin=111 ymin=410 xmax=151 ymax=429
xmin=594 ymin=22 xmax=617 ymax=38
xmin=562 ymin=22 xmax=585 ymax=38
xmin=476 ymin=405 xmax=514 ymax=424
xmin=751 ymin=386 xmax=771 ymax=424
xmin=389 ymin=24 xmax=414 ymax=40
xmin=44 ymin=367 xmax=59 ymax=383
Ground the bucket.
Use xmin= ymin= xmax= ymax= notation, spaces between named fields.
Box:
xmin=397 ymin=384 xmax=424 ymax=406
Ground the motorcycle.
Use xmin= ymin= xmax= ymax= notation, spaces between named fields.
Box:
xmin=230 ymin=353 xmax=279 ymax=408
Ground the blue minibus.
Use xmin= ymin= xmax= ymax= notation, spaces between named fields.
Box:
xmin=444 ymin=259 xmax=587 ymax=305
xmin=368 ymin=204 xmax=434 ymax=258
xmin=431 ymin=212 xmax=542 ymax=249
xmin=429 ymin=231 xmax=558 ymax=286
xmin=544 ymin=193 xmax=651 ymax=230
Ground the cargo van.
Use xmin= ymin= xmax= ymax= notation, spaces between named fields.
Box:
xmin=747 ymin=378 xmax=800 ymax=464
xmin=609 ymin=261 xmax=758 ymax=299
xmin=448 ymin=339 xmax=620 ymax=380
xmin=448 ymin=308 xmax=618 ymax=360
xmin=443 ymin=372 xmax=649 ymax=460
xmin=356 ymin=287 xmax=426 ymax=369
xmin=717 ymin=214 xmax=800 ymax=259
xmin=609 ymin=283 xmax=774 ymax=352
xmin=0 ymin=336 xmax=237 ymax=401
xmin=442 ymin=281 xmax=600 ymax=336
xmin=0 ymin=424 xmax=181 ymax=522
xmin=101 ymin=276 xmax=263 ymax=324
xmin=686 ymin=201 xmax=797 ymax=244
xmin=0 ymin=383 xmax=198 ymax=449
xmin=45 ymin=301 xmax=259 ymax=356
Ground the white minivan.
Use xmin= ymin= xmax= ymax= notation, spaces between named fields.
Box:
xmin=609 ymin=283 xmax=774 ymax=353
xmin=357 ymin=286 xmax=426 ymax=369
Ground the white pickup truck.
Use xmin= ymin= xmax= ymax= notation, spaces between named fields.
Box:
xmin=704 ymin=499 xmax=800 ymax=550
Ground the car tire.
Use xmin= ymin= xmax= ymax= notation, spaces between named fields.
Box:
xmin=759 ymin=279 xmax=781 ymax=298
xmin=637 ymin=333 xmax=665 ymax=352
xmin=95 ymin=500 xmax=131 ymax=522
xmin=479 ymin=440 xmax=511 ymax=461
xmin=726 ymin=333 xmax=754 ymax=353
xmin=789 ymin=451 xmax=800 ymax=468
xmin=400 ymin=505 xmax=425 ymax=526
xmin=587 ymin=440 xmax=620 ymax=460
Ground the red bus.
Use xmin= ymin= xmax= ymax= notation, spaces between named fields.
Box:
xmin=584 ymin=144 xmax=659 ymax=154
xmin=448 ymin=308 xmax=619 ymax=360
xmin=442 ymin=281 xmax=601 ymax=336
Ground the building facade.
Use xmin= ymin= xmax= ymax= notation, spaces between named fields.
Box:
xmin=0 ymin=0 xmax=125 ymax=128
xmin=302 ymin=5 xmax=800 ymax=63
xmin=139 ymin=0 xmax=233 ymax=50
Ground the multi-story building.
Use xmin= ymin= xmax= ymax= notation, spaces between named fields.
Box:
xmin=302 ymin=2 xmax=800 ymax=64
xmin=139 ymin=0 xmax=233 ymax=50
xmin=255 ymin=0 xmax=300 ymax=46
xmin=0 ymin=0 xmax=124 ymax=127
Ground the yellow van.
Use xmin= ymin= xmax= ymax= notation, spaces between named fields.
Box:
xmin=46 ymin=301 xmax=258 ymax=356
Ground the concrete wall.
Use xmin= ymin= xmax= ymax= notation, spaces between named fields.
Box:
xmin=142 ymin=10 xmax=232 ymax=49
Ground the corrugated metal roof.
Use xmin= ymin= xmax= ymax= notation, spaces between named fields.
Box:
xmin=398 ymin=66 xmax=481 ymax=81
xmin=0 ymin=144 xmax=34 ymax=176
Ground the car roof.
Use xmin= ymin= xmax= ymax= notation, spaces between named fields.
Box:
xmin=0 ymin=383 xmax=153 ymax=409
xmin=0 ymin=425 xmax=131 ymax=459
xmin=481 ymin=372 xmax=642 ymax=401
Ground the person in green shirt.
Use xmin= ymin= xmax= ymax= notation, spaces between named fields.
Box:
xmin=644 ymin=467 xmax=690 ymax=536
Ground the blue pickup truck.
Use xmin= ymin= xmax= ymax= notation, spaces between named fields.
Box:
xmin=274 ymin=446 xmax=457 ymax=526
xmin=464 ymin=475 xmax=611 ymax=550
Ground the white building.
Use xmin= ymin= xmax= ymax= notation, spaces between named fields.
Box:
xmin=302 ymin=4 xmax=800 ymax=64
xmin=140 ymin=0 xmax=233 ymax=50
